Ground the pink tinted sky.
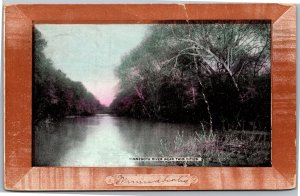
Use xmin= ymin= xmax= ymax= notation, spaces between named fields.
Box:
xmin=36 ymin=24 xmax=148 ymax=106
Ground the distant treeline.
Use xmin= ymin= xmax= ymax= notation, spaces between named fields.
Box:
xmin=111 ymin=23 xmax=271 ymax=132
xmin=33 ymin=29 xmax=104 ymax=124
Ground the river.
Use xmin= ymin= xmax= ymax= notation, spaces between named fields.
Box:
xmin=33 ymin=114 xmax=201 ymax=167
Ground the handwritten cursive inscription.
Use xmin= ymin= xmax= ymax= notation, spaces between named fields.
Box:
xmin=105 ymin=174 xmax=198 ymax=186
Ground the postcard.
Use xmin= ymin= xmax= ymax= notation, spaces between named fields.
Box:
xmin=4 ymin=4 xmax=296 ymax=190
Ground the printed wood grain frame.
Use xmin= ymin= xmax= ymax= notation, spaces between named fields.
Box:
xmin=4 ymin=4 xmax=296 ymax=190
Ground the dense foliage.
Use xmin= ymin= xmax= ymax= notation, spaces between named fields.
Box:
xmin=33 ymin=29 xmax=103 ymax=124
xmin=111 ymin=22 xmax=271 ymax=132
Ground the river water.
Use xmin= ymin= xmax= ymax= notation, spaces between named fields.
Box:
xmin=33 ymin=114 xmax=201 ymax=166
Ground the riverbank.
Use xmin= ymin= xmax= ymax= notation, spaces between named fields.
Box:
xmin=155 ymin=130 xmax=271 ymax=167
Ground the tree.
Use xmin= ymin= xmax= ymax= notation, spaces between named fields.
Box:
xmin=111 ymin=22 xmax=271 ymax=132
xmin=33 ymin=28 xmax=103 ymax=124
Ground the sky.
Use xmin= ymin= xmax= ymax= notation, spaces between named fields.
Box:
xmin=36 ymin=24 xmax=149 ymax=106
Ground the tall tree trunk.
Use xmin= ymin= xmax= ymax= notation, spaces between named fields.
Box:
xmin=191 ymin=81 xmax=196 ymax=105
xmin=134 ymin=86 xmax=152 ymax=118
xmin=196 ymin=76 xmax=213 ymax=135
xmin=193 ymin=56 xmax=213 ymax=134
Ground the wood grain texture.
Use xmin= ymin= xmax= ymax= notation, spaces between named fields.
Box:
xmin=4 ymin=5 xmax=32 ymax=189
xmin=271 ymin=5 xmax=296 ymax=186
xmin=4 ymin=4 xmax=296 ymax=190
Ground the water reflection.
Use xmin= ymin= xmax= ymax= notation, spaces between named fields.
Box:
xmin=33 ymin=114 xmax=199 ymax=167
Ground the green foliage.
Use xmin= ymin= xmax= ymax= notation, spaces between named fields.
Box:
xmin=111 ymin=22 xmax=271 ymax=131
xmin=33 ymin=28 xmax=103 ymax=124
